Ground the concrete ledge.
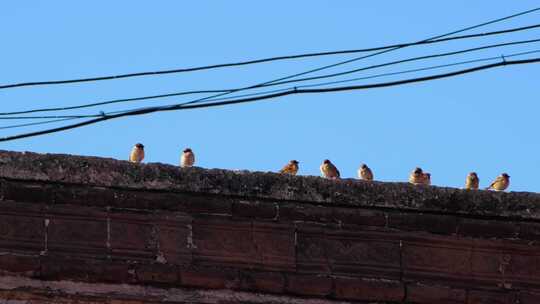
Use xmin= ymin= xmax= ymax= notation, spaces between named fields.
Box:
xmin=1 ymin=150 xmax=539 ymax=219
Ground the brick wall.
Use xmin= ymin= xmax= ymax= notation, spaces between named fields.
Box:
xmin=0 ymin=150 xmax=540 ymax=303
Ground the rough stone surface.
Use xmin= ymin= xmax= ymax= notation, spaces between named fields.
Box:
xmin=0 ymin=149 xmax=538 ymax=303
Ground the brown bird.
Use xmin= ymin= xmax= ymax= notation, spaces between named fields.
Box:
xmin=465 ymin=172 xmax=480 ymax=190
xmin=409 ymin=167 xmax=425 ymax=185
xmin=180 ymin=148 xmax=195 ymax=167
xmin=320 ymin=159 xmax=340 ymax=179
xmin=358 ymin=163 xmax=373 ymax=181
xmin=129 ymin=143 xmax=145 ymax=163
xmin=486 ymin=173 xmax=510 ymax=191
xmin=279 ymin=160 xmax=299 ymax=175
xmin=423 ymin=172 xmax=431 ymax=185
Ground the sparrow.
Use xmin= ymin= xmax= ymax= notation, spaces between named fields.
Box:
xmin=409 ymin=167 xmax=424 ymax=185
xmin=180 ymin=148 xmax=195 ymax=167
xmin=358 ymin=163 xmax=373 ymax=181
xmin=486 ymin=173 xmax=510 ymax=191
xmin=129 ymin=143 xmax=145 ymax=163
xmin=279 ymin=160 xmax=299 ymax=175
xmin=320 ymin=159 xmax=340 ymax=179
xmin=465 ymin=172 xmax=479 ymax=190
xmin=423 ymin=172 xmax=431 ymax=185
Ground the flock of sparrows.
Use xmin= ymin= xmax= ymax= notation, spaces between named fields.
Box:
xmin=129 ymin=143 xmax=510 ymax=191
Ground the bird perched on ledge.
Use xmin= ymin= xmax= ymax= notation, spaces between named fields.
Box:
xmin=423 ymin=172 xmax=431 ymax=185
xmin=486 ymin=173 xmax=510 ymax=191
xmin=465 ymin=172 xmax=480 ymax=190
xmin=358 ymin=163 xmax=373 ymax=181
xmin=279 ymin=160 xmax=299 ymax=175
xmin=180 ymin=148 xmax=195 ymax=167
xmin=129 ymin=143 xmax=145 ymax=163
xmin=320 ymin=159 xmax=340 ymax=179
xmin=409 ymin=167 xmax=426 ymax=185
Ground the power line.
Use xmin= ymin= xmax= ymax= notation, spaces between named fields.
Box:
xmin=153 ymin=6 xmax=540 ymax=111
xmin=3 ymin=37 xmax=540 ymax=119
xmin=0 ymin=8 xmax=539 ymax=90
xmin=1 ymin=57 xmax=538 ymax=142
xmin=262 ymin=38 xmax=540 ymax=88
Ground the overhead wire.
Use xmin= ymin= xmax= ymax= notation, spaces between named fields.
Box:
xmin=3 ymin=36 xmax=540 ymax=117
xmin=1 ymin=7 xmax=540 ymax=139
xmin=1 ymin=56 xmax=539 ymax=141
xmin=0 ymin=16 xmax=538 ymax=90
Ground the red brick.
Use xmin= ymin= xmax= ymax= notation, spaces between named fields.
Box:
xmin=520 ymin=291 xmax=540 ymax=304
xmin=519 ymin=222 xmax=540 ymax=241
xmin=467 ymin=290 xmax=516 ymax=304
xmin=286 ymin=274 xmax=333 ymax=297
xmin=335 ymin=208 xmax=387 ymax=227
xmin=406 ymin=283 xmax=466 ymax=303
xmin=296 ymin=224 xmax=331 ymax=274
xmin=176 ymin=193 xmax=233 ymax=215
xmin=47 ymin=207 xmax=107 ymax=255
xmin=192 ymin=217 xmax=257 ymax=268
xmin=403 ymin=241 xmax=472 ymax=283
xmin=136 ymin=263 xmax=179 ymax=284
xmin=54 ymin=185 xmax=114 ymax=207
xmin=1 ymin=180 xmax=55 ymax=204
xmin=232 ymin=200 xmax=276 ymax=219
xmin=388 ymin=212 xmax=458 ymax=235
xmin=279 ymin=203 xmax=332 ymax=222
xmin=0 ymin=213 xmax=44 ymax=253
xmin=110 ymin=212 xmax=156 ymax=260
xmin=459 ymin=218 xmax=519 ymax=239
xmin=252 ymin=222 xmax=295 ymax=271
xmin=0 ymin=254 xmax=40 ymax=276
xmin=325 ymin=229 xmax=401 ymax=279
xmin=334 ymin=277 xmax=404 ymax=302
xmin=180 ymin=266 xmax=240 ymax=289
xmin=40 ymin=257 xmax=131 ymax=283
xmin=156 ymin=215 xmax=192 ymax=265
xmin=238 ymin=270 xmax=285 ymax=294
xmin=470 ymin=246 xmax=540 ymax=288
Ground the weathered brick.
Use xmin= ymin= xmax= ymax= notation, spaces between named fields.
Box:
xmin=334 ymin=277 xmax=404 ymax=302
xmin=110 ymin=212 xmax=156 ymax=260
xmin=470 ymin=245 xmax=540 ymax=288
xmin=176 ymin=193 xmax=233 ymax=215
xmin=136 ymin=263 xmax=179 ymax=284
xmin=279 ymin=203 xmax=333 ymax=222
xmin=156 ymin=214 xmax=192 ymax=265
xmin=40 ymin=256 xmax=131 ymax=283
xmin=403 ymin=240 xmax=472 ymax=283
xmin=296 ymin=224 xmax=331 ymax=274
xmin=252 ymin=222 xmax=295 ymax=271
xmin=0 ymin=254 xmax=40 ymax=276
xmin=0 ymin=213 xmax=44 ymax=253
xmin=54 ymin=185 xmax=114 ymax=207
xmin=520 ymin=291 xmax=540 ymax=304
xmin=459 ymin=218 xmax=519 ymax=239
xmin=519 ymin=222 xmax=540 ymax=241
xmin=406 ymin=282 xmax=466 ymax=303
xmin=232 ymin=200 xmax=276 ymax=220
xmin=192 ymin=217 xmax=257 ymax=268
xmin=335 ymin=207 xmax=387 ymax=227
xmin=388 ymin=212 xmax=458 ymax=235
xmin=47 ymin=206 xmax=108 ymax=255
xmin=325 ymin=229 xmax=401 ymax=279
xmin=1 ymin=180 xmax=55 ymax=204
xmin=285 ymin=274 xmax=333 ymax=297
xmin=467 ymin=290 xmax=517 ymax=304
xmin=180 ymin=266 xmax=240 ymax=289
xmin=238 ymin=270 xmax=285 ymax=294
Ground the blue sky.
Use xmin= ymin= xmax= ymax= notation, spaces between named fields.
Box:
xmin=1 ymin=1 xmax=540 ymax=192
